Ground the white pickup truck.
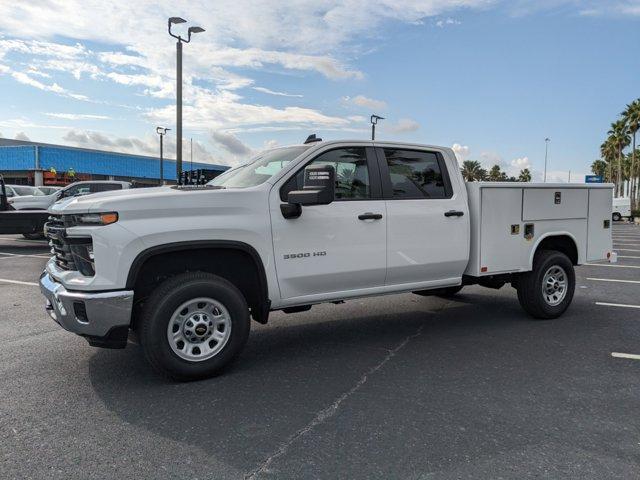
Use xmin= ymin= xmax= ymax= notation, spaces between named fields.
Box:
xmin=40 ymin=140 xmax=614 ymax=380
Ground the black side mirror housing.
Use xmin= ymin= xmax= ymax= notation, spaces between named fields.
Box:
xmin=287 ymin=164 xmax=335 ymax=206
xmin=281 ymin=165 xmax=335 ymax=219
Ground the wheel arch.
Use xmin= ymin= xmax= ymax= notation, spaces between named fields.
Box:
xmin=127 ymin=240 xmax=270 ymax=324
xmin=529 ymin=232 xmax=579 ymax=267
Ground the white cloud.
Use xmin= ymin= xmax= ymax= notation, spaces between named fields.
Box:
xmin=452 ymin=143 xmax=471 ymax=163
xmin=62 ymin=129 xmax=221 ymax=164
xmin=0 ymin=68 xmax=89 ymax=101
xmin=211 ymin=131 xmax=253 ymax=156
xmin=253 ymin=87 xmax=303 ymax=98
xmin=385 ymin=118 xmax=420 ymax=133
xmin=436 ymin=17 xmax=461 ymax=27
xmin=14 ymin=132 xmax=30 ymax=141
xmin=344 ymin=95 xmax=387 ymax=111
xmin=45 ymin=113 xmax=110 ymax=120
xmin=506 ymin=156 xmax=532 ymax=177
xmin=145 ymin=87 xmax=351 ymax=132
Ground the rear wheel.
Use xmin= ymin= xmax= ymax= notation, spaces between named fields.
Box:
xmin=612 ymin=212 xmax=622 ymax=222
xmin=139 ymin=272 xmax=250 ymax=381
xmin=516 ymin=250 xmax=575 ymax=319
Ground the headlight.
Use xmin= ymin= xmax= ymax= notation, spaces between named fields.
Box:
xmin=71 ymin=212 xmax=118 ymax=226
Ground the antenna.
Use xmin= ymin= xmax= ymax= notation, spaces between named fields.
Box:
xmin=304 ymin=134 xmax=323 ymax=144
xmin=370 ymin=115 xmax=384 ymax=141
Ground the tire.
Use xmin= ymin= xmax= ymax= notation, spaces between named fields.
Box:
xmin=612 ymin=212 xmax=622 ymax=222
xmin=139 ymin=272 xmax=251 ymax=381
xmin=516 ymin=250 xmax=575 ymax=320
xmin=22 ymin=232 xmax=45 ymax=240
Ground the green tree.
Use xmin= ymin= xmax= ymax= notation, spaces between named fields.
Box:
xmin=460 ymin=160 xmax=486 ymax=182
xmin=591 ymin=159 xmax=607 ymax=178
xmin=488 ymin=164 xmax=506 ymax=181
xmin=518 ymin=168 xmax=532 ymax=182
xmin=600 ymin=139 xmax=617 ymax=183
xmin=608 ymin=119 xmax=630 ymax=196
xmin=622 ymin=99 xmax=640 ymax=207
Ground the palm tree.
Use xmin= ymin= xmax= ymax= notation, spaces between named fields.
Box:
xmin=460 ymin=160 xmax=486 ymax=181
xmin=608 ymin=120 xmax=630 ymax=196
xmin=622 ymin=99 xmax=640 ymax=207
xmin=488 ymin=165 xmax=504 ymax=181
xmin=600 ymin=139 xmax=617 ymax=183
xmin=518 ymin=168 xmax=532 ymax=182
xmin=591 ymin=159 xmax=607 ymax=178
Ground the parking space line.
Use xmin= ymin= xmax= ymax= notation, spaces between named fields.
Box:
xmin=0 ymin=278 xmax=38 ymax=286
xmin=585 ymin=264 xmax=640 ymax=269
xmin=611 ymin=352 xmax=640 ymax=360
xmin=618 ymin=255 xmax=640 ymax=259
xmin=596 ymin=302 xmax=640 ymax=309
xmin=613 ymin=243 xmax=640 ymax=246
xmin=616 ymin=248 xmax=640 ymax=252
xmin=586 ymin=277 xmax=640 ymax=284
xmin=0 ymin=251 xmax=50 ymax=259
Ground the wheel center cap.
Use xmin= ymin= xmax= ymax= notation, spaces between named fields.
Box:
xmin=194 ymin=324 xmax=207 ymax=336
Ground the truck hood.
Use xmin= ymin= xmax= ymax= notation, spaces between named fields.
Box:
xmin=49 ymin=186 xmax=245 ymax=215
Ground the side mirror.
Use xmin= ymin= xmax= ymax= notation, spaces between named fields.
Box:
xmin=287 ymin=164 xmax=335 ymax=206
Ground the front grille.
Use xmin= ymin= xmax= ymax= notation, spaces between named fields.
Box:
xmin=46 ymin=215 xmax=73 ymax=270
xmin=45 ymin=215 xmax=95 ymax=275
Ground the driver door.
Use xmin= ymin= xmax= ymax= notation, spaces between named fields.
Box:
xmin=270 ymin=146 xmax=387 ymax=301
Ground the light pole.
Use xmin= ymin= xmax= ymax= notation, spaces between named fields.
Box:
xmin=543 ymin=137 xmax=551 ymax=183
xmin=156 ymin=127 xmax=170 ymax=184
xmin=370 ymin=115 xmax=384 ymax=141
xmin=168 ymin=17 xmax=205 ymax=184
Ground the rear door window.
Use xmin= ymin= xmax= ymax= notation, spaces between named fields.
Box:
xmin=381 ymin=148 xmax=450 ymax=199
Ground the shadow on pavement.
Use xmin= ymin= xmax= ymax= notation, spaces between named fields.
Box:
xmin=87 ymin=295 xmax=523 ymax=474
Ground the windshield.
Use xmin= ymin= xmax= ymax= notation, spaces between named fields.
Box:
xmin=208 ymin=146 xmax=309 ymax=188
xmin=13 ymin=186 xmax=44 ymax=196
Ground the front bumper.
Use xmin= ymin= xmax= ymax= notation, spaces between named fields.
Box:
xmin=39 ymin=270 xmax=134 ymax=348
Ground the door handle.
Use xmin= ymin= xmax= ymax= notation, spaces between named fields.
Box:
xmin=444 ymin=210 xmax=464 ymax=217
xmin=358 ymin=212 xmax=383 ymax=220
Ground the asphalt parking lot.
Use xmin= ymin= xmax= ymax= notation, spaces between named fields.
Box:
xmin=1 ymin=224 xmax=639 ymax=480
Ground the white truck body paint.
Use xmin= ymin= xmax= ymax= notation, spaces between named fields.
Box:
xmin=44 ymin=140 xmax=613 ymax=310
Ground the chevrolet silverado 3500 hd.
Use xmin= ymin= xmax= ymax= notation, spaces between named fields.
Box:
xmin=40 ymin=140 xmax=614 ymax=380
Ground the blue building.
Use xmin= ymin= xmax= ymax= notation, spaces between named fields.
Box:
xmin=0 ymin=138 xmax=228 ymax=186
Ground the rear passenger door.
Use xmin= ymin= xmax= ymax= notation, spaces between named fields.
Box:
xmin=376 ymin=147 xmax=469 ymax=286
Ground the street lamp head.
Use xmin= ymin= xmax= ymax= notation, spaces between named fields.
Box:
xmin=169 ymin=17 xmax=187 ymax=25
xmin=370 ymin=114 xmax=385 ymax=124
xmin=187 ymin=26 xmax=205 ymax=42
xmin=545 ymin=137 xmax=551 ymax=142
xmin=156 ymin=127 xmax=171 ymax=135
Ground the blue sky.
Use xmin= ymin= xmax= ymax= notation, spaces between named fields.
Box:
xmin=0 ymin=1 xmax=638 ymax=181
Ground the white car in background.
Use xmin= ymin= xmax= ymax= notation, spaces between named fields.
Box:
xmin=8 ymin=181 xmax=132 ymax=211
xmin=4 ymin=184 xmax=45 ymax=198
xmin=612 ymin=197 xmax=631 ymax=221
xmin=37 ymin=186 xmax=62 ymax=195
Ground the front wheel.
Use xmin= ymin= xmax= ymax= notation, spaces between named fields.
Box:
xmin=516 ymin=250 xmax=575 ymax=319
xmin=612 ymin=212 xmax=622 ymax=222
xmin=139 ymin=272 xmax=250 ymax=381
